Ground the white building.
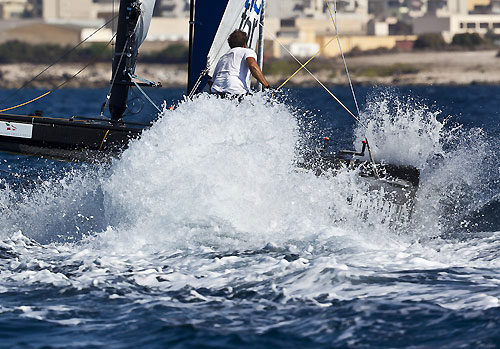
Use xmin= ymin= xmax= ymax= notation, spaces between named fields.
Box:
xmin=0 ymin=0 xmax=29 ymax=19
xmin=414 ymin=13 xmax=500 ymax=40
xmin=42 ymin=0 xmax=93 ymax=19
xmin=266 ymin=0 xmax=304 ymax=18
xmin=412 ymin=0 xmax=500 ymax=41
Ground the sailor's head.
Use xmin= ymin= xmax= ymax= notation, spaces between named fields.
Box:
xmin=228 ymin=30 xmax=248 ymax=49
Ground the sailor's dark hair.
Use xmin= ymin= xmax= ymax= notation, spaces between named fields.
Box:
xmin=228 ymin=30 xmax=248 ymax=48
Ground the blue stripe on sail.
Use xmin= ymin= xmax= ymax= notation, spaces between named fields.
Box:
xmin=188 ymin=0 xmax=230 ymax=95
xmin=245 ymin=0 xmax=262 ymax=15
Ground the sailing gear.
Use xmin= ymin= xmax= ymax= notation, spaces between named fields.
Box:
xmin=211 ymin=47 xmax=257 ymax=95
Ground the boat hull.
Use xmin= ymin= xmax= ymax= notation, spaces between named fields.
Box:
xmin=0 ymin=113 xmax=145 ymax=161
xmin=299 ymin=152 xmax=420 ymax=225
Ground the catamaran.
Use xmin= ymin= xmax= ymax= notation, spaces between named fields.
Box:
xmin=0 ymin=0 xmax=420 ymax=220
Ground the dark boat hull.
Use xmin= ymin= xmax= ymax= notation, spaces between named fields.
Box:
xmin=0 ymin=113 xmax=145 ymax=161
xmin=299 ymin=151 xmax=420 ymax=225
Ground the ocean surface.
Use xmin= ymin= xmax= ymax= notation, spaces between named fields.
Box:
xmin=0 ymin=86 xmax=499 ymax=348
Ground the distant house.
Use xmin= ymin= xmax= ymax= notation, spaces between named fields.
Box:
xmin=0 ymin=0 xmax=29 ymax=19
xmin=414 ymin=13 xmax=500 ymax=41
xmin=0 ymin=20 xmax=112 ymax=46
xmin=41 ymin=0 xmax=94 ymax=21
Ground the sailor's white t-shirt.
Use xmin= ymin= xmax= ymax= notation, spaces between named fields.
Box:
xmin=211 ymin=47 xmax=257 ymax=94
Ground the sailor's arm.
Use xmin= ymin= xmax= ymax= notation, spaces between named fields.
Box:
xmin=246 ymin=57 xmax=270 ymax=89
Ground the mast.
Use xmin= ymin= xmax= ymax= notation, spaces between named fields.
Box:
xmin=109 ymin=0 xmax=141 ymax=120
xmin=188 ymin=0 xmax=196 ymax=96
xmin=256 ymin=0 xmax=265 ymax=91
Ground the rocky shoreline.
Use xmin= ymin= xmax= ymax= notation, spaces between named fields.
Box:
xmin=0 ymin=50 xmax=499 ymax=89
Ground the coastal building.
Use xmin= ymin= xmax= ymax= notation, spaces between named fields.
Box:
xmin=0 ymin=0 xmax=29 ymax=19
xmin=494 ymin=0 xmax=500 ymax=12
xmin=154 ymin=0 xmax=189 ymax=17
xmin=0 ymin=21 xmax=82 ymax=45
xmin=317 ymin=34 xmax=417 ymax=56
xmin=414 ymin=13 xmax=500 ymax=40
xmin=2 ymin=0 xmax=499 ymax=61
xmin=269 ymin=33 xmax=418 ymax=58
xmin=0 ymin=0 xmax=111 ymax=45
xmin=23 ymin=0 xmax=42 ymax=17
xmin=42 ymin=0 xmax=94 ymax=20
xmin=427 ymin=0 xmax=468 ymax=15
xmin=266 ymin=0 xmax=305 ymax=18
xmin=23 ymin=0 xmax=117 ymax=22
xmin=368 ymin=0 xmax=423 ymax=18
xmin=91 ymin=0 xmax=116 ymax=22
xmin=367 ymin=0 xmax=427 ymax=36
xmin=412 ymin=0 xmax=500 ymax=41
xmin=147 ymin=17 xmax=189 ymax=41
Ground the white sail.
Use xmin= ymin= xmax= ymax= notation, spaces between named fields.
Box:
xmin=135 ymin=0 xmax=156 ymax=48
xmin=206 ymin=0 xmax=264 ymax=77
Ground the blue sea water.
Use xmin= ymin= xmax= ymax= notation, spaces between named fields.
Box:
xmin=0 ymin=86 xmax=499 ymax=348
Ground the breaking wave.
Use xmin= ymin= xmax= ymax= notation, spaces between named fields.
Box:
xmin=0 ymin=89 xmax=498 ymax=343
xmin=1 ymin=87 xmax=499 ymax=348
xmin=0 ymin=89 xmax=496 ymax=248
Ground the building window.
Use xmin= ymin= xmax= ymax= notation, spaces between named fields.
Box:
xmin=460 ymin=22 xmax=464 ymax=28
xmin=493 ymin=23 xmax=500 ymax=29
xmin=277 ymin=30 xmax=299 ymax=39
xmin=281 ymin=18 xmax=296 ymax=27
xmin=466 ymin=23 xmax=476 ymax=29
xmin=480 ymin=23 xmax=489 ymax=29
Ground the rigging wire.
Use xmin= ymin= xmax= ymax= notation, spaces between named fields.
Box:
xmin=128 ymin=73 xmax=161 ymax=113
xmin=324 ymin=0 xmax=379 ymax=176
xmin=0 ymin=15 xmax=119 ymax=107
xmin=261 ymin=23 xmax=364 ymax=126
xmin=0 ymin=33 xmax=117 ymax=114
xmin=326 ymin=0 xmax=361 ymax=116
xmin=188 ymin=68 xmax=209 ymax=99
xmin=276 ymin=36 xmax=337 ymax=90
xmin=261 ymin=11 xmax=380 ymax=176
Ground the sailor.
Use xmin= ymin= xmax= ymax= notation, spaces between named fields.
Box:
xmin=209 ymin=29 xmax=270 ymax=97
